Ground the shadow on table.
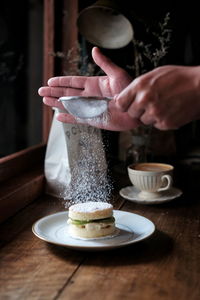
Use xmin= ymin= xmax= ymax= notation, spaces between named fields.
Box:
xmin=88 ymin=229 xmax=174 ymax=266
xmin=47 ymin=229 xmax=174 ymax=266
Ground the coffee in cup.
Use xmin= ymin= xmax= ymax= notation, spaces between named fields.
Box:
xmin=128 ymin=162 xmax=173 ymax=200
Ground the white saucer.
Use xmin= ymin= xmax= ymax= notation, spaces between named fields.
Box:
xmin=32 ymin=210 xmax=155 ymax=251
xmin=119 ymin=186 xmax=183 ymax=204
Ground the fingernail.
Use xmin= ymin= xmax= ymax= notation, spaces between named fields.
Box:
xmin=47 ymin=78 xmax=53 ymax=85
xmin=38 ymin=87 xmax=42 ymax=95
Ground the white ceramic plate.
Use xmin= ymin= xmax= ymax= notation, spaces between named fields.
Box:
xmin=120 ymin=186 xmax=183 ymax=205
xmin=32 ymin=210 xmax=155 ymax=251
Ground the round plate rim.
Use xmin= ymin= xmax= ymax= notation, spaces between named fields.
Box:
xmin=32 ymin=210 xmax=155 ymax=250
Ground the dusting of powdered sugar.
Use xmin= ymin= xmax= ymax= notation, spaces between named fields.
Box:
xmin=75 ymin=110 xmax=111 ymax=127
xmin=61 ymin=113 xmax=113 ymax=207
xmin=69 ymin=201 xmax=113 ymax=212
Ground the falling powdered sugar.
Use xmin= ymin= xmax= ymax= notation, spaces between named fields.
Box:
xmin=61 ymin=114 xmax=113 ymax=207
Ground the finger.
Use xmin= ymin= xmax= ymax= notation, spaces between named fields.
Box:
xmin=128 ymin=106 xmax=145 ymax=119
xmin=56 ymin=113 xmax=78 ymax=123
xmin=154 ymin=120 xmax=179 ymax=131
xmin=140 ymin=112 xmax=156 ymax=126
xmin=38 ymin=87 xmax=50 ymax=97
xmin=39 ymin=86 xmax=65 ymax=97
xmin=115 ymin=94 xmax=134 ymax=112
xmin=115 ymin=84 xmax=137 ymax=112
xmin=154 ymin=122 xmax=171 ymax=131
xmin=40 ymin=86 xmax=85 ymax=98
xmin=47 ymin=87 xmax=69 ymax=97
xmin=48 ymin=76 xmax=86 ymax=89
xmin=43 ymin=97 xmax=64 ymax=110
xmin=92 ymin=47 xmax=125 ymax=77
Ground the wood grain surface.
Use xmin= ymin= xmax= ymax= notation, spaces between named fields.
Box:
xmin=0 ymin=172 xmax=199 ymax=300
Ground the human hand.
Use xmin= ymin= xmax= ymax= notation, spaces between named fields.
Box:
xmin=38 ymin=47 xmax=140 ymax=131
xmin=115 ymin=65 xmax=200 ymax=130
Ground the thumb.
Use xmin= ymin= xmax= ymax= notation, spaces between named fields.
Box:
xmin=92 ymin=47 xmax=123 ymax=77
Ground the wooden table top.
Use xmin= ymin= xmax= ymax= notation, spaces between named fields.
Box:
xmin=0 ymin=169 xmax=200 ymax=300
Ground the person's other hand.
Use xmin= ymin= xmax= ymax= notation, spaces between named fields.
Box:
xmin=115 ymin=65 xmax=200 ymax=130
xmin=38 ymin=47 xmax=140 ymax=131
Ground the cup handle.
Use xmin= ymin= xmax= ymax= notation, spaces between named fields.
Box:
xmin=158 ymin=175 xmax=172 ymax=192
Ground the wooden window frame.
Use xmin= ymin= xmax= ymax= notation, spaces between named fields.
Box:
xmin=0 ymin=0 xmax=78 ymax=223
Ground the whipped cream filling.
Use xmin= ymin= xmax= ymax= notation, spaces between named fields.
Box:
xmin=67 ymin=218 xmax=114 ymax=230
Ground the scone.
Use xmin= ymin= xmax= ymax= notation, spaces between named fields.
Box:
xmin=67 ymin=202 xmax=115 ymax=238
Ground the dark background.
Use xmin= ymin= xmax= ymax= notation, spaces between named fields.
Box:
xmin=0 ymin=0 xmax=43 ymax=157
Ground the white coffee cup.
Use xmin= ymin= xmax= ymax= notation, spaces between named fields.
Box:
xmin=127 ymin=162 xmax=173 ymax=200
